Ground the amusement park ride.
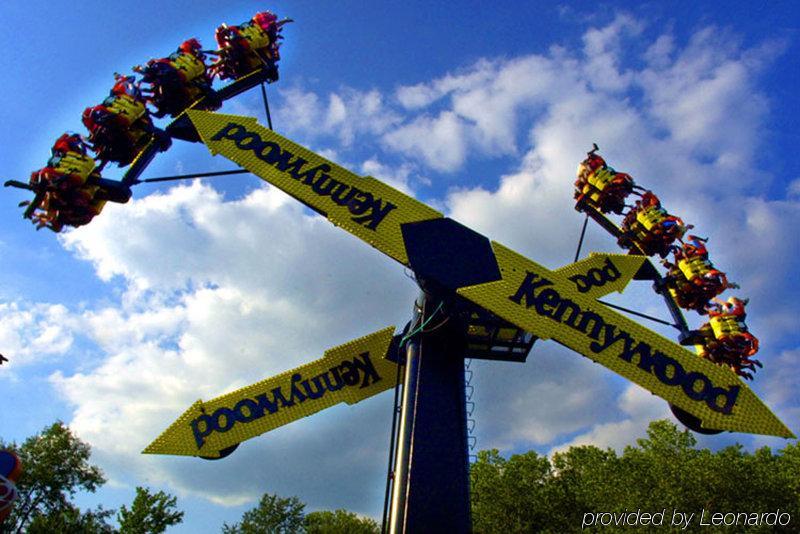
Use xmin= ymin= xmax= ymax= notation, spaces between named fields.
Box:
xmin=0 ymin=451 xmax=22 ymax=526
xmin=3 ymin=10 xmax=794 ymax=533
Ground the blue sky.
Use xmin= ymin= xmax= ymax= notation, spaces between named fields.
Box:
xmin=1 ymin=1 xmax=799 ymax=531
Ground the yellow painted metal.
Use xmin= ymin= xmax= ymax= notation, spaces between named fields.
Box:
xmin=187 ymin=111 xmax=442 ymax=266
xmin=182 ymin=110 xmax=792 ymax=439
xmin=144 ymin=327 xmax=398 ymax=457
xmin=458 ymin=243 xmax=794 ymax=438
xmin=553 ymin=253 xmax=646 ymax=299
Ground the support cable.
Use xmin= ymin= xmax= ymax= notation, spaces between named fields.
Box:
xmin=573 ymin=208 xmax=683 ymax=331
xmin=574 ymin=213 xmax=589 ymax=262
xmin=421 ymin=314 xmax=449 ymax=333
xmin=261 ymin=82 xmax=274 ymax=130
xmin=133 ymin=168 xmax=250 ymax=184
xmin=597 ymin=299 xmax=678 ymax=328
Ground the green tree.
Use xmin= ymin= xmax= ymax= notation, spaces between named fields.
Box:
xmin=1 ymin=421 xmax=107 ymax=533
xmin=548 ymin=444 xmax=623 ymax=531
xmin=1 ymin=422 xmax=184 ymax=534
xmin=470 ymin=449 xmax=558 ymax=532
xmin=222 ymin=493 xmax=306 ymax=534
xmin=118 ymin=486 xmax=184 ymax=533
xmin=25 ymin=504 xmax=115 ymax=534
xmin=305 ymin=509 xmax=379 ymax=533
xmin=470 ymin=419 xmax=800 ymax=533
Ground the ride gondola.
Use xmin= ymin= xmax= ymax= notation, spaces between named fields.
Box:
xmin=5 ymin=11 xmax=291 ymax=233
xmin=572 ymin=145 xmax=763 ymax=433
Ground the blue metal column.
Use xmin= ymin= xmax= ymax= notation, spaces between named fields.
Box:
xmin=389 ymin=293 xmax=472 ymax=533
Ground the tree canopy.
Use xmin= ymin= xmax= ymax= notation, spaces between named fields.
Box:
xmin=222 ymin=494 xmax=380 ymax=534
xmin=1 ymin=422 xmax=183 ymax=533
xmin=222 ymin=493 xmax=306 ymax=534
xmin=1 ymin=421 xmax=106 ymax=533
xmin=471 ymin=420 xmax=800 ymax=533
xmin=305 ymin=509 xmax=379 ymax=533
xmin=118 ymin=487 xmax=185 ymax=534
xmin=3 ymin=419 xmax=797 ymax=532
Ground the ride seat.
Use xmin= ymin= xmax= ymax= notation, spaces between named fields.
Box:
xmin=169 ymin=53 xmax=206 ymax=82
xmin=52 ymin=153 xmax=96 ymax=184
xmin=636 ymin=206 xmax=667 ymax=231
xmin=587 ymin=168 xmax=616 ymax=190
xmin=677 ymin=257 xmax=712 ymax=282
xmin=710 ymin=315 xmax=744 ymax=339
xmin=240 ymin=23 xmax=271 ymax=51
xmin=103 ymin=94 xmax=147 ymax=124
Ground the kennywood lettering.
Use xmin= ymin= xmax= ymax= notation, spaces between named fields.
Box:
xmin=508 ymin=272 xmax=740 ymax=414
xmin=567 ymin=257 xmax=622 ymax=293
xmin=211 ymin=122 xmax=397 ymax=231
xmin=190 ymin=352 xmax=382 ymax=449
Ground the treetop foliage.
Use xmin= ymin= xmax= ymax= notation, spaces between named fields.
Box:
xmin=1 ymin=422 xmax=183 ymax=534
xmin=118 ymin=487 xmax=185 ymax=534
xmin=222 ymin=494 xmax=380 ymax=534
xmin=3 ymin=419 xmax=797 ymax=533
xmin=471 ymin=420 xmax=800 ymax=533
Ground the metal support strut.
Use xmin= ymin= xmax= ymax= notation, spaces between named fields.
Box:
xmin=389 ymin=292 xmax=472 ymax=533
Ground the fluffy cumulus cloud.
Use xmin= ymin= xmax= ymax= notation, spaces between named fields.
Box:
xmin=49 ymin=181 xmax=417 ymax=512
xmin=435 ymin=25 xmax=797 ymax=451
xmin=0 ymin=302 xmax=75 ymax=370
xmin=276 ymin=86 xmax=401 ymax=148
xmin=22 ymin=13 xmax=797 ymax=516
xmin=383 ymin=111 xmax=469 ymax=172
xmin=267 ymin=15 xmax=796 ymax=449
xmin=758 ymin=347 xmax=800 ymax=436
xmin=547 ymin=384 xmax=672 ymax=456
xmin=359 ymin=158 xmax=418 ymax=195
xmin=581 ymin=14 xmax=643 ymax=92
xmin=470 ymin=344 xmax=620 ymax=451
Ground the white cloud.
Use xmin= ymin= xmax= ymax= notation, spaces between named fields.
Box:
xmin=389 ymin=55 xmax=578 ymax=169
xmin=395 ymin=59 xmax=498 ymax=110
xmin=50 ymin=181 xmax=417 ymax=508
xmin=382 ymin=111 xmax=468 ymax=172
xmin=20 ymin=13 xmax=796 ymax=516
xmin=581 ymin=14 xmax=642 ymax=92
xmin=471 ymin=344 xmax=620 ymax=451
xmin=768 ymin=349 xmax=800 ymax=400
xmin=395 ymin=83 xmax=441 ymax=110
xmin=548 ymin=385 xmax=671 ymax=455
xmin=265 ymin=18 xmax=785 ymax=202
xmin=788 ymin=178 xmax=800 ymax=199
xmin=359 ymin=158 xmax=415 ymax=195
xmin=272 ymin=87 xmax=325 ymax=134
xmin=0 ymin=302 xmax=75 ymax=370
xmin=275 ymin=86 xmax=400 ymax=147
xmin=643 ymin=34 xmax=675 ymax=69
